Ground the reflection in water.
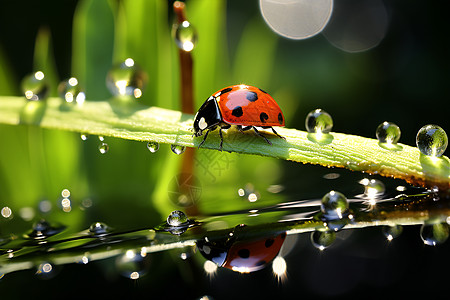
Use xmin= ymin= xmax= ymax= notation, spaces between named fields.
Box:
xmin=0 ymin=187 xmax=448 ymax=297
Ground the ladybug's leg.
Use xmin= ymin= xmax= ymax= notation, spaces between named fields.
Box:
xmin=197 ymin=129 xmax=210 ymax=149
xmin=252 ymin=126 xmax=272 ymax=145
xmin=270 ymin=127 xmax=286 ymax=140
xmin=218 ymin=124 xmax=231 ymax=151
xmin=239 ymin=126 xmax=253 ymax=132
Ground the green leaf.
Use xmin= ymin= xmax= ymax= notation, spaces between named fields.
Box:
xmin=0 ymin=96 xmax=448 ymax=191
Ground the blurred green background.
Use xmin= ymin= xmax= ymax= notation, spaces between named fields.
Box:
xmin=0 ymin=0 xmax=449 ymax=298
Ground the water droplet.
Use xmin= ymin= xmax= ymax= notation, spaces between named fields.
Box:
xmin=80 ymin=133 xmax=89 ymax=141
xmin=376 ymin=121 xmax=401 ymax=144
xmin=420 ymin=222 xmax=449 ymax=246
xmin=359 ymin=178 xmax=385 ymax=199
xmin=89 ymin=222 xmax=110 ymax=235
xmin=310 ymin=230 xmax=336 ymax=250
xmin=26 ymin=220 xmax=64 ymax=239
xmin=173 ymin=20 xmax=198 ymax=52
xmin=321 ymin=190 xmax=349 ymax=231
xmin=147 ymin=141 xmax=159 ymax=153
xmin=305 ymin=109 xmax=333 ymax=134
xmin=116 ymin=249 xmax=150 ymax=279
xmin=167 ymin=210 xmax=189 ymax=226
xmin=382 ymin=225 xmax=403 ymax=241
xmin=98 ymin=142 xmax=109 ymax=154
xmin=171 ymin=144 xmax=186 ymax=155
xmin=21 ymin=71 xmax=50 ymax=101
xmin=106 ymin=58 xmax=148 ymax=98
xmin=416 ymin=124 xmax=448 ymax=157
xmin=321 ymin=190 xmax=349 ymax=219
xmin=58 ymin=77 xmax=85 ymax=104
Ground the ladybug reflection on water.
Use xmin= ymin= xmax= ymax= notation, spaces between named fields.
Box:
xmin=197 ymin=231 xmax=287 ymax=273
xmin=193 ymin=84 xmax=285 ymax=150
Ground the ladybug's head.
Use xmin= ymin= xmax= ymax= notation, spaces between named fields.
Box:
xmin=193 ymin=97 xmax=222 ymax=137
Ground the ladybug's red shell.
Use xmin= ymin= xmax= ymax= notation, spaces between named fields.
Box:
xmin=193 ymin=84 xmax=285 ymax=150
xmin=196 ymin=232 xmax=287 ymax=273
xmin=215 ymin=85 xmax=285 ymax=127
xmin=223 ymin=232 xmax=286 ymax=273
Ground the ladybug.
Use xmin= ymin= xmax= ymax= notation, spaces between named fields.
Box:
xmin=193 ymin=84 xmax=285 ymax=150
xmin=197 ymin=231 xmax=287 ymax=273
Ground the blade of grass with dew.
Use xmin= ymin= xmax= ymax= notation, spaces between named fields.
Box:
xmin=1 ymin=95 xmax=448 ymax=191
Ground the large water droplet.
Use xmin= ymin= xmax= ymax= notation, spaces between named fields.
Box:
xmin=167 ymin=210 xmax=189 ymax=226
xmin=147 ymin=141 xmax=160 ymax=153
xmin=376 ymin=121 xmax=401 ymax=145
xmin=321 ymin=190 xmax=349 ymax=219
xmin=173 ymin=20 xmax=198 ymax=52
xmin=416 ymin=124 xmax=448 ymax=157
xmin=321 ymin=190 xmax=349 ymax=231
xmin=98 ymin=142 xmax=109 ymax=154
xmin=89 ymin=222 xmax=110 ymax=235
xmin=58 ymin=77 xmax=86 ymax=104
xmin=21 ymin=71 xmax=50 ymax=101
xmin=310 ymin=230 xmax=336 ymax=250
xmin=106 ymin=58 xmax=148 ymax=98
xmin=420 ymin=222 xmax=449 ymax=246
xmin=171 ymin=144 xmax=186 ymax=155
xmin=305 ymin=109 xmax=333 ymax=134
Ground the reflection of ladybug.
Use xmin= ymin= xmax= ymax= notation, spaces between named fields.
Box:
xmin=193 ymin=84 xmax=285 ymax=150
xmin=197 ymin=231 xmax=286 ymax=273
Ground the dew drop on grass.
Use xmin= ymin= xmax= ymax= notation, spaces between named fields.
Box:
xmin=98 ymin=142 xmax=109 ymax=154
xmin=360 ymin=178 xmax=385 ymax=198
xmin=305 ymin=109 xmax=333 ymax=134
xmin=147 ymin=141 xmax=160 ymax=153
xmin=106 ymin=58 xmax=148 ymax=98
xmin=167 ymin=210 xmax=189 ymax=226
xmin=89 ymin=222 xmax=110 ymax=235
xmin=171 ymin=144 xmax=186 ymax=155
xmin=310 ymin=230 xmax=336 ymax=250
xmin=58 ymin=77 xmax=85 ymax=104
xmin=376 ymin=121 xmax=401 ymax=144
xmin=21 ymin=71 xmax=50 ymax=101
xmin=416 ymin=124 xmax=448 ymax=157
xmin=173 ymin=20 xmax=198 ymax=52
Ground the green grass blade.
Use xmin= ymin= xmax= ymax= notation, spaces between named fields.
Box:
xmin=0 ymin=96 xmax=448 ymax=191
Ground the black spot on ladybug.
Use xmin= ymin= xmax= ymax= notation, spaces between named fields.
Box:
xmin=278 ymin=112 xmax=283 ymax=125
xmin=219 ymin=87 xmax=233 ymax=95
xmin=258 ymin=88 xmax=268 ymax=94
xmin=256 ymin=260 xmax=267 ymax=267
xmin=260 ymin=112 xmax=269 ymax=123
xmin=280 ymin=232 xmax=287 ymax=239
xmin=265 ymin=238 xmax=275 ymax=248
xmin=246 ymin=91 xmax=258 ymax=102
xmin=238 ymin=249 xmax=250 ymax=259
xmin=232 ymin=106 xmax=243 ymax=118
